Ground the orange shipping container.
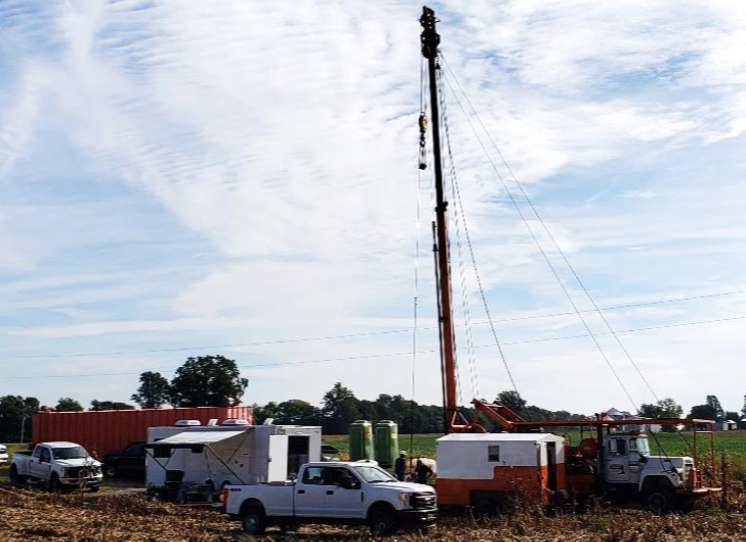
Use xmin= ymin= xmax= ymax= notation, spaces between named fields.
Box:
xmin=32 ymin=406 xmax=253 ymax=458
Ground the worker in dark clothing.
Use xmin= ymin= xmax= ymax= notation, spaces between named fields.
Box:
xmin=415 ymin=459 xmax=433 ymax=485
xmin=394 ymin=451 xmax=407 ymax=481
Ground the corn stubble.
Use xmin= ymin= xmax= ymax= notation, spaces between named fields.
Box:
xmin=1 ymin=483 xmax=745 ymax=541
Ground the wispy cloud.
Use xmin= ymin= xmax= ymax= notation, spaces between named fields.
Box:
xmin=0 ymin=1 xmax=744 ymax=412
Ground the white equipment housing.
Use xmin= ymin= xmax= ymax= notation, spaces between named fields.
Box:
xmin=146 ymin=424 xmax=321 ymax=491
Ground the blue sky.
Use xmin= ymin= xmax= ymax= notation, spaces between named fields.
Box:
xmin=1 ymin=0 xmax=745 ymax=416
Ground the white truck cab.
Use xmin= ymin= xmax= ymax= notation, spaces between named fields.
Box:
xmin=602 ymin=433 xmax=696 ymax=511
xmin=223 ymin=461 xmax=437 ymax=535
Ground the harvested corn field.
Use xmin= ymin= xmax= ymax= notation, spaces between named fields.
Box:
xmin=2 ymin=483 xmax=746 ymax=541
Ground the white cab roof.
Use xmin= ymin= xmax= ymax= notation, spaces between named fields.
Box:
xmin=438 ymin=432 xmax=564 ymax=443
xmin=41 ymin=441 xmax=83 ymax=447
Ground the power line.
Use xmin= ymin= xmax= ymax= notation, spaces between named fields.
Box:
xmin=0 ymin=288 xmax=742 ymax=363
xmin=441 ymin=54 xmax=660 ymax=403
xmin=3 ymin=313 xmax=744 ymax=380
xmin=440 ymin=63 xmax=638 ymax=410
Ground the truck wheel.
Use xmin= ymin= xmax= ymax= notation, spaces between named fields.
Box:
xmin=241 ymin=507 xmax=267 ymax=535
xmin=676 ymin=497 xmax=696 ymax=513
xmin=642 ymin=488 xmax=673 ymax=514
xmin=50 ymin=474 xmax=63 ymax=494
xmin=370 ymin=509 xmax=397 ymax=536
xmin=10 ymin=466 xmax=26 ymax=487
xmin=104 ymin=465 xmax=117 ymax=478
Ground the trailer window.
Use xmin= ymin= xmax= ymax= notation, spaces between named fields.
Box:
xmin=488 ymin=445 xmax=500 ymax=462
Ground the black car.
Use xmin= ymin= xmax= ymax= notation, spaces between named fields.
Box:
xmin=102 ymin=441 xmax=146 ymax=478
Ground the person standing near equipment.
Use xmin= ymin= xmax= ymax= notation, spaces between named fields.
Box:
xmin=394 ymin=451 xmax=407 ymax=481
xmin=415 ymin=459 xmax=433 ymax=485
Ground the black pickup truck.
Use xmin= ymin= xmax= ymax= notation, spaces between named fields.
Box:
xmin=102 ymin=441 xmax=146 ymax=478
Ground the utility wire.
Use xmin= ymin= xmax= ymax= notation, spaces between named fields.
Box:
xmin=440 ymin=61 xmax=638 ymax=410
xmin=441 ymin=54 xmax=660 ymax=403
xmin=0 ymin=288 xmax=742 ymax=362
xmin=3 ymin=313 xmax=744 ymax=380
xmin=439 ymin=62 xmax=482 ymax=399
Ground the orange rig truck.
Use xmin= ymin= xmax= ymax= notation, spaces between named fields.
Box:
xmin=418 ymin=5 xmax=721 ymax=514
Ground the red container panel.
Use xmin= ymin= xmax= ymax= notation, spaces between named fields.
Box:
xmin=32 ymin=406 xmax=253 ymax=457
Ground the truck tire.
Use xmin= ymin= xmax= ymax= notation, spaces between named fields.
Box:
xmin=642 ymin=488 xmax=673 ymax=514
xmin=104 ymin=465 xmax=117 ymax=478
xmin=50 ymin=474 xmax=63 ymax=494
xmin=10 ymin=465 xmax=26 ymax=487
xmin=369 ymin=509 xmax=397 ymax=536
xmin=241 ymin=506 xmax=267 ymax=535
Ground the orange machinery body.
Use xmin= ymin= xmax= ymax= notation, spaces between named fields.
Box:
xmin=436 ymin=432 xmax=567 ymax=506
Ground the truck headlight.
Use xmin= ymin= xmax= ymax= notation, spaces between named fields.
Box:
xmin=397 ymin=493 xmax=412 ymax=509
xmin=61 ymin=468 xmax=68 ymax=477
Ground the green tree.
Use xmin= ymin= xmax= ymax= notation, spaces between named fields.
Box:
xmin=321 ymin=382 xmax=360 ymax=434
xmin=690 ymin=403 xmax=718 ymax=421
xmin=276 ymin=400 xmax=320 ymax=425
xmin=131 ymin=371 xmax=171 ymax=408
xmin=496 ymin=390 xmax=527 ymax=417
xmin=55 ymin=397 xmax=84 ymax=412
xmin=90 ymin=400 xmax=135 ymax=411
xmin=169 ymin=355 xmax=248 ymax=407
xmin=706 ymin=395 xmax=725 ymax=421
xmin=251 ymin=401 xmax=281 ymax=424
xmin=0 ymin=395 xmax=39 ymax=442
xmin=639 ymin=398 xmax=683 ymax=419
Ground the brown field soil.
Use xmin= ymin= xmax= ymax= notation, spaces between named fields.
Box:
xmin=2 ymin=483 xmax=746 ymax=541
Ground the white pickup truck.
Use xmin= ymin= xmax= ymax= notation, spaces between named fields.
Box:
xmin=223 ymin=461 xmax=437 ymax=535
xmin=10 ymin=441 xmax=103 ymax=492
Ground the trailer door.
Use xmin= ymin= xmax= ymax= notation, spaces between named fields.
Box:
xmin=268 ymin=435 xmax=289 ymax=482
xmin=546 ymin=442 xmax=557 ymax=491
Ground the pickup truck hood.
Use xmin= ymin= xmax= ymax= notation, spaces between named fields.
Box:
xmin=373 ymin=481 xmax=434 ymax=493
xmin=56 ymin=458 xmax=102 ymax=468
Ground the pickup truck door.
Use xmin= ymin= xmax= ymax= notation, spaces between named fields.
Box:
xmin=323 ymin=467 xmax=365 ymax=519
xmin=295 ymin=466 xmax=330 ymax=517
xmin=31 ymin=447 xmax=52 ymax=479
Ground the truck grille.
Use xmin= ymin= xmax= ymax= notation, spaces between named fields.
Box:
xmin=411 ymin=493 xmax=436 ymax=510
xmin=67 ymin=467 xmax=99 ymax=479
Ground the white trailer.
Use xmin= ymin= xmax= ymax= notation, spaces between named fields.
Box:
xmin=145 ymin=423 xmax=321 ymax=500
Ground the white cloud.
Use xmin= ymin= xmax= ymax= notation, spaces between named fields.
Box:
xmin=0 ymin=1 xmax=745 ymax=411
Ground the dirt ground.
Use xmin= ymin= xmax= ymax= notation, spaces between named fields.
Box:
xmin=2 ymin=483 xmax=746 ymax=541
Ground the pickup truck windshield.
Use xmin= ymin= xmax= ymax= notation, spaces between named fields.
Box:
xmin=52 ymin=447 xmax=88 ymax=460
xmin=353 ymin=465 xmax=396 ymax=483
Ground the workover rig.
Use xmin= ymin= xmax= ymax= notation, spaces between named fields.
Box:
xmin=418 ymin=6 xmax=722 ymax=514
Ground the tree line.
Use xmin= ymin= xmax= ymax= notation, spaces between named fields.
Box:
xmin=2 ymin=353 xmax=745 ymax=441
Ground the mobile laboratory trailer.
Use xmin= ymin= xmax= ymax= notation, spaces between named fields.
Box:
xmin=145 ymin=422 xmax=321 ymax=499
xmin=436 ymin=433 xmax=565 ymax=509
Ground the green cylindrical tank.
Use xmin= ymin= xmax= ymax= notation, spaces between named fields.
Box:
xmin=374 ymin=420 xmax=399 ymax=468
xmin=349 ymin=420 xmax=374 ymax=461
